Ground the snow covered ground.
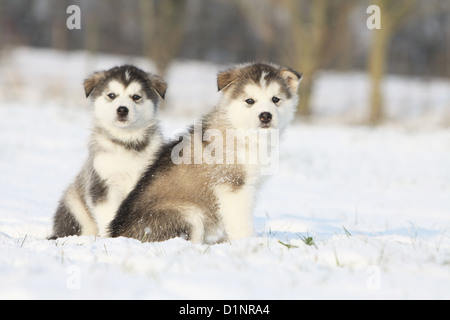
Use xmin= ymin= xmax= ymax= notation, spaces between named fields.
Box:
xmin=1 ymin=48 xmax=450 ymax=299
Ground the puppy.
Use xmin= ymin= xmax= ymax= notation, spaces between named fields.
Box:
xmin=50 ymin=65 xmax=167 ymax=238
xmin=109 ymin=62 xmax=301 ymax=243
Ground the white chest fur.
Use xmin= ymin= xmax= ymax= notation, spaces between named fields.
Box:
xmin=90 ymin=133 xmax=161 ymax=236
xmin=94 ymin=148 xmax=147 ymax=194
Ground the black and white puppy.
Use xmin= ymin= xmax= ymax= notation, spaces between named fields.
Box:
xmin=50 ymin=65 xmax=167 ymax=238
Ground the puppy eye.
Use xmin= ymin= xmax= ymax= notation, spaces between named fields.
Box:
xmin=272 ymin=96 xmax=280 ymax=104
xmin=132 ymin=94 xmax=141 ymax=101
xmin=245 ymin=98 xmax=255 ymax=105
xmin=107 ymin=93 xmax=116 ymax=100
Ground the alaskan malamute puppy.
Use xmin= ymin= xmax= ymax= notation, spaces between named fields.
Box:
xmin=109 ymin=62 xmax=301 ymax=243
xmin=50 ymin=65 xmax=167 ymax=239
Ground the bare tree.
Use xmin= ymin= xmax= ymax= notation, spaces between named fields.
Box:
xmin=234 ymin=0 xmax=277 ymax=61
xmin=51 ymin=0 xmax=70 ymax=51
xmin=367 ymin=0 xmax=419 ymax=124
xmin=140 ymin=0 xmax=186 ymax=76
xmin=279 ymin=0 xmax=328 ymax=117
xmin=84 ymin=1 xmax=100 ymax=55
xmin=0 ymin=0 xmax=2 ymax=51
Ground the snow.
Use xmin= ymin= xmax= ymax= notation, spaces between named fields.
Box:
xmin=1 ymin=47 xmax=450 ymax=299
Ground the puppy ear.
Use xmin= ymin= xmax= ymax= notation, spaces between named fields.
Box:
xmin=280 ymin=67 xmax=302 ymax=91
xmin=217 ymin=68 xmax=240 ymax=91
xmin=83 ymin=71 xmax=106 ymax=98
xmin=148 ymin=74 xmax=168 ymax=99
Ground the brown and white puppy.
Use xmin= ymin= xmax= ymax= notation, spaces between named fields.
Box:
xmin=109 ymin=62 xmax=301 ymax=243
xmin=50 ymin=65 xmax=167 ymax=239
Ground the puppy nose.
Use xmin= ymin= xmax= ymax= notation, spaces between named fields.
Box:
xmin=117 ymin=106 xmax=129 ymax=117
xmin=259 ymin=112 xmax=272 ymax=123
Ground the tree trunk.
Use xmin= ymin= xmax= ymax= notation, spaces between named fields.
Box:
xmin=367 ymin=0 xmax=418 ymax=125
xmin=140 ymin=0 xmax=185 ymax=77
xmin=368 ymin=19 xmax=389 ymax=124
xmin=287 ymin=0 xmax=327 ymax=118
xmin=84 ymin=2 xmax=99 ymax=55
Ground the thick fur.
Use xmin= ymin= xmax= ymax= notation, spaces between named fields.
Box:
xmin=50 ymin=65 xmax=167 ymax=239
xmin=109 ymin=62 xmax=301 ymax=243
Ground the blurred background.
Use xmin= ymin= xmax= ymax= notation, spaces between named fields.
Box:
xmin=1 ymin=0 xmax=449 ymax=125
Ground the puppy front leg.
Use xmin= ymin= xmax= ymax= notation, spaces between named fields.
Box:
xmin=215 ymin=184 xmax=255 ymax=241
xmin=91 ymin=189 xmax=123 ymax=237
xmin=55 ymin=185 xmax=98 ymax=237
